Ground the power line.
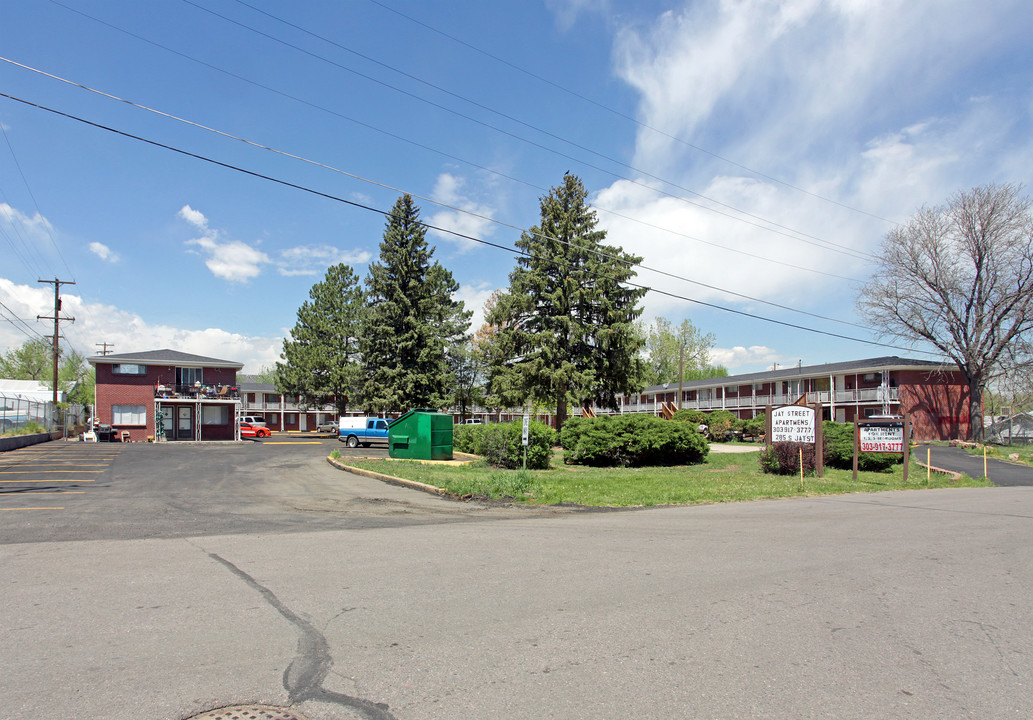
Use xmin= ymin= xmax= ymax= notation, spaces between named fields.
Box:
xmin=0 ymin=62 xmax=866 ymax=322
xmin=0 ymin=122 xmax=75 ymax=281
xmin=0 ymin=90 xmax=936 ymax=357
xmin=182 ymin=0 xmax=876 ymax=262
xmin=17 ymin=13 xmax=868 ymax=282
xmin=363 ymin=0 xmax=903 ymax=227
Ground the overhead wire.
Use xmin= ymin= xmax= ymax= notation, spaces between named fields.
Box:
xmin=0 ymin=90 xmax=938 ymax=357
xmin=0 ymin=122 xmax=76 ymax=282
xmin=0 ymin=59 xmax=868 ymax=327
xmin=178 ymin=0 xmax=876 ymax=263
xmin=361 ymin=0 xmax=902 ymax=227
xmin=29 ymin=7 xmax=868 ymax=282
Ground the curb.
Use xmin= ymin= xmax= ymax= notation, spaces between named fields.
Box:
xmin=914 ymin=460 xmax=963 ymax=483
xmin=326 ymin=456 xmax=448 ymax=496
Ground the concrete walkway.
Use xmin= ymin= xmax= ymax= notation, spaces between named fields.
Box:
xmin=918 ymin=444 xmax=1033 ymax=486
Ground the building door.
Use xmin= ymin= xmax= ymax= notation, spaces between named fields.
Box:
xmin=177 ymin=406 xmax=193 ymax=441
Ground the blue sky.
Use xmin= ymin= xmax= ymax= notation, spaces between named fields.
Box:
xmin=2 ymin=0 xmax=1032 ymax=375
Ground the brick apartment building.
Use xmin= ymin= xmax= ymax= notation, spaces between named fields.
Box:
xmin=87 ymin=349 xmax=244 ymax=442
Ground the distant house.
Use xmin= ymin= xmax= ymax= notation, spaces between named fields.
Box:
xmin=988 ymin=412 xmax=1033 ymax=445
xmin=87 ymin=349 xmax=243 ymax=442
xmin=237 ymin=379 xmax=337 ymax=432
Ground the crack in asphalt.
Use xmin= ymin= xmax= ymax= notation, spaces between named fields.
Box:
xmin=206 ymin=551 xmax=397 ymax=720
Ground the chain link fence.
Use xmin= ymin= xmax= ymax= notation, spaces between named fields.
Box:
xmin=0 ymin=391 xmax=87 ymax=437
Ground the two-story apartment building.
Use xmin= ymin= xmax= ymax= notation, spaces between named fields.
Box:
xmin=237 ymin=380 xmax=337 ymax=432
xmin=88 ymin=349 xmax=243 ymax=442
xmin=605 ymin=356 xmax=970 ymax=441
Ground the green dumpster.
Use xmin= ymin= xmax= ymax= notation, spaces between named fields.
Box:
xmin=388 ymin=409 xmax=454 ymax=460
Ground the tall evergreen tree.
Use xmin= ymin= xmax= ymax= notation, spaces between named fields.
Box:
xmin=361 ymin=194 xmax=471 ymax=413
xmin=488 ymin=173 xmax=647 ymax=430
xmin=277 ymin=263 xmax=365 ymax=415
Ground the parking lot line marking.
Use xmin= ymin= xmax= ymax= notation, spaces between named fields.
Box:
xmin=2 ymin=491 xmax=85 ymax=494
xmin=0 ymin=466 xmax=105 ymax=471
xmin=0 ymin=478 xmax=95 ymax=483
xmin=264 ymin=441 xmax=323 ymax=445
xmin=1 ymin=507 xmax=64 ymax=511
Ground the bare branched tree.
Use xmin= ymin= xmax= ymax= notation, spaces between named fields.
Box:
xmin=858 ymin=183 xmax=1033 ymax=440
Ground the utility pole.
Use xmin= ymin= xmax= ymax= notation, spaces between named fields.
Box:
xmin=37 ymin=278 xmax=75 ymax=405
xmin=95 ymin=342 xmax=115 ymax=356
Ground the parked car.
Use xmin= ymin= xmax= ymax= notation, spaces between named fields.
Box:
xmin=239 ymin=421 xmax=271 ymax=439
xmin=316 ymin=419 xmax=337 ymax=433
xmin=338 ymin=416 xmax=391 ymax=447
xmin=241 ymin=415 xmax=267 ymax=428
xmin=463 ymin=418 xmax=484 ymax=425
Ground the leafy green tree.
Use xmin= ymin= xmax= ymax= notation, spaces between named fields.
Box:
xmin=448 ymin=337 xmax=481 ymax=421
xmin=640 ymin=317 xmax=717 ymax=386
xmin=1 ymin=338 xmax=93 ymax=405
xmin=277 ymin=263 xmax=365 ymax=415
xmin=253 ymin=365 xmax=279 ymax=384
xmin=487 ymin=173 xmax=647 ymax=431
xmin=0 ymin=338 xmax=52 ymax=380
xmin=361 ymin=194 xmax=471 ymax=412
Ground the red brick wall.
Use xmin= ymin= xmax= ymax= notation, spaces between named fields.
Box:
xmin=897 ymin=369 xmax=972 ymax=441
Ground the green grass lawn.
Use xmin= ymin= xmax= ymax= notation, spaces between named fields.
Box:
xmin=341 ymin=448 xmax=991 ymax=507
xmin=965 ymin=443 xmax=1033 ymax=467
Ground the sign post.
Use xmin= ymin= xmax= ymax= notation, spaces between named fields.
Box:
xmin=521 ymin=413 xmax=530 ymax=470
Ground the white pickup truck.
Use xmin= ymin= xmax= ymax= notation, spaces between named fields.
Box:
xmin=337 ymin=416 xmax=391 ymax=447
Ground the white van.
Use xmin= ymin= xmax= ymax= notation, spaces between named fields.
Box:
xmin=338 ymin=416 xmax=391 ymax=447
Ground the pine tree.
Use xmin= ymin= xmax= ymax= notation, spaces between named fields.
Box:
xmin=361 ymin=194 xmax=471 ymax=413
xmin=277 ymin=263 xmax=365 ymax=415
xmin=488 ymin=173 xmax=647 ymax=430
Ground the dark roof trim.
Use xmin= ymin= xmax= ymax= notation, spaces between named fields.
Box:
xmin=87 ymin=348 xmax=244 ymax=370
xmin=639 ymin=356 xmax=955 ymax=394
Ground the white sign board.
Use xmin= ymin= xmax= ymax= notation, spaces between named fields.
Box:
xmin=522 ymin=414 xmax=530 ymax=446
xmin=858 ymin=424 xmax=904 ymax=453
xmin=770 ymin=406 xmax=816 ymax=444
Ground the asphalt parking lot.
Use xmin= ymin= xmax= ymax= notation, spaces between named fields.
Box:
xmin=0 ymin=434 xmax=523 ymax=545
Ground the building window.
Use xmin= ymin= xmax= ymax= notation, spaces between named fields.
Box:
xmin=286 ymin=413 xmax=297 ymax=424
xmin=265 ymin=393 xmax=279 ymax=404
xmin=177 ymin=367 xmax=202 ymax=386
xmin=202 ymin=405 xmax=229 ymax=425
xmin=111 ymin=364 xmax=147 ymax=375
xmin=112 ymin=405 xmax=147 ymax=425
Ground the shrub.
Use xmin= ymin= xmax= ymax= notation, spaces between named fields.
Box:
xmin=456 ymin=420 xmax=555 ymax=470
xmin=759 ymin=441 xmax=819 ymax=475
xmin=565 ymin=414 xmax=709 ymax=467
xmin=705 ymin=410 xmax=738 ymax=441
xmin=672 ymin=409 xmax=708 ymax=425
xmin=822 ymin=421 xmax=900 ymax=472
xmin=741 ymin=413 xmax=766 ymax=440
xmin=559 ymin=415 xmax=587 ymax=451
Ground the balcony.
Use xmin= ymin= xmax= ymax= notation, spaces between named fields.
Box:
xmin=154 ymin=384 xmax=240 ymax=400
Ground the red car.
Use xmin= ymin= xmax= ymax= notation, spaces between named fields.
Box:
xmin=239 ymin=421 xmax=271 ymax=439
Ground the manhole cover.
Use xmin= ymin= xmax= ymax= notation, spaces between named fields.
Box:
xmin=185 ymin=705 xmax=307 ymax=720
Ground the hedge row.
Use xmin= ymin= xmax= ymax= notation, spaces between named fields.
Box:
xmin=560 ymin=414 xmax=709 ymax=467
xmin=453 ymin=420 xmax=556 ymax=470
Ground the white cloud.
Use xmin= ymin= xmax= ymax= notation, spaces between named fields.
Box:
xmin=88 ymin=242 xmax=118 ymax=263
xmin=710 ymin=345 xmax=781 ymax=372
xmin=275 ymin=245 xmax=372 ymax=277
xmin=0 ymin=278 xmax=282 ymax=374
xmin=177 ymin=204 xmax=208 ymax=230
xmin=186 ymin=234 xmax=270 ymax=283
xmin=456 ymin=282 xmax=498 ymax=336
xmin=179 ymin=206 xmax=369 ymax=282
xmin=427 ymin=173 xmax=497 ymax=251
